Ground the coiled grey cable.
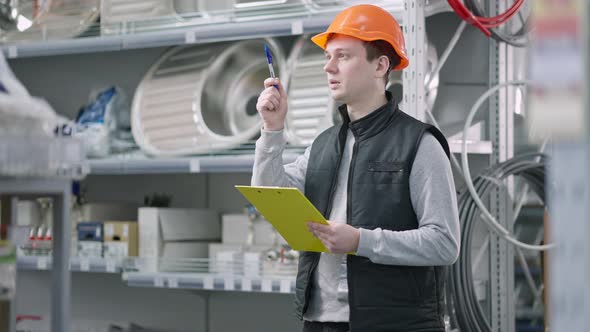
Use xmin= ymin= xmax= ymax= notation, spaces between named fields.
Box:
xmin=450 ymin=153 xmax=546 ymax=332
xmin=461 ymin=80 xmax=554 ymax=251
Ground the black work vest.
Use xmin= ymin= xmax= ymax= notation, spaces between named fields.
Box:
xmin=295 ymin=94 xmax=451 ymax=332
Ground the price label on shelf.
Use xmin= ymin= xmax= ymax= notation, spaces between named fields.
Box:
xmin=261 ymin=279 xmax=272 ymax=292
xmin=168 ymin=277 xmax=179 ymax=289
xmin=280 ymin=279 xmax=291 ymax=293
xmin=224 ymin=277 xmax=234 ymax=291
xmin=80 ymin=258 xmax=90 ymax=272
xmin=185 ymin=30 xmax=197 ymax=44
xmin=242 ymin=278 xmax=252 ymax=292
xmin=291 ymin=20 xmax=303 ymax=35
xmin=154 ymin=276 xmax=164 ymax=288
xmin=37 ymin=257 xmax=48 ymax=270
xmin=7 ymin=46 xmax=18 ymax=59
xmin=203 ymin=276 xmax=214 ymax=290
xmin=105 ymin=259 xmax=116 ymax=273
xmin=189 ymin=159 xmax=201 ymax=173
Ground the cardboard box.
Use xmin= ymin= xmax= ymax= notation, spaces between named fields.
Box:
xmin=139 ymin=208 xmax=220 ymax=271
xmin=221 ymin=214 xmax=287 ymax=246
xmin=103 ymin=221 xmax=138 ymax=257
xmin=77 ymin=222 xmax=103 ymax=257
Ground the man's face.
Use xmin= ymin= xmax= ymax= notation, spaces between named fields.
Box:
xmin=323 ymin=35 xmax=379 ymax=104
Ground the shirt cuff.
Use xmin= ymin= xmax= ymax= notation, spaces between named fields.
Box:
xmin=256 ymin=128 xmax=286 ymax=154
xmin=356 ymin=228 xmax=377 ymax=258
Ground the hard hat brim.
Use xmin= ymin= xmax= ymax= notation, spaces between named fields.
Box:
xmin=311 ymin=31 xmax=409 ymax=71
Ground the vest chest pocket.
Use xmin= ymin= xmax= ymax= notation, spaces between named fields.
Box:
xmin=364 ymin=161 xmax=405 ymax=184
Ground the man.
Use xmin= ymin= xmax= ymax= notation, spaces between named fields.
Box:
xmin=253 ymin=4 xmax=460 ymax=332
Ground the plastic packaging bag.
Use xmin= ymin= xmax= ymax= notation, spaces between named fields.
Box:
xmin=74 ymin=86 xmax=131 ymax=158
xmin=0 ymin=51 xmax=65 ymax=137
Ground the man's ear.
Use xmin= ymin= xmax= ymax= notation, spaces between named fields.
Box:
xmin=376 ymin=55 xmax=390 ymax=79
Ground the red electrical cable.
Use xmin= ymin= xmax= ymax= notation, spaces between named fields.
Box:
xmin=447 ymin=0 xmax=526 ymax=36
xmin=478 ymin=0 xmax=524 ymax=26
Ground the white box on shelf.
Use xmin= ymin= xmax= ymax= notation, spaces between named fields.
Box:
xmin=158 ymin=242 xmax=212 ymax=272
xmin=139 ymin=208 xmax=220 ymax=271
xmin=16 ymin=201 xmax=41 ymax=227
xmin=221 ymin=213 xmax=287 ymax=246
xmin=208 ymin=243 xmax=270 ymax=275
xmin=208 ymin=243 xmax=298 ymax=277
xmin=243 ymin=252 xmax=263 ymax=278
xmin=208 ymin=243 xmax=270 ymax=259
xmin=263 ymin=259 xmax=298 ymax=277
xmin=213 ymin=251 xmax=241 ymax=275
xmin=154 ymin=241 xmax=215 ymax=272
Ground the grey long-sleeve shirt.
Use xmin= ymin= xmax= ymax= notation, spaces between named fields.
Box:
xmin=251 ymin=128 xmax=460 ymax=322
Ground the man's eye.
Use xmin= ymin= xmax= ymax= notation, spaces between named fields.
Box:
xmin=338 ymin=54 xmax=347 ymax=59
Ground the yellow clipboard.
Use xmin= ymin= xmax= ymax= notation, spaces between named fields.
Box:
xmin=235 ymin=185 xmax=328 ymax=252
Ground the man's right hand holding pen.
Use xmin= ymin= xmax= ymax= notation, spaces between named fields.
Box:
xmin=256 ymin=77 xmax=288 ymax=131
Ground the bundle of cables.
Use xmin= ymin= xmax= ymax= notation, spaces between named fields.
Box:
xmin=448 ymin=152 xmax=546 ymax=332
xmin=447 ymin=0 xmax=529 ymax=47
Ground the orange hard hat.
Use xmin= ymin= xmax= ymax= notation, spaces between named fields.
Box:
xmin=311 ymin=4 xmax=409 ymax=71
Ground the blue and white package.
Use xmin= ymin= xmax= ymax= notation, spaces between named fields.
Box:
xmin=75 ymin=86 xmax=129 ymax=157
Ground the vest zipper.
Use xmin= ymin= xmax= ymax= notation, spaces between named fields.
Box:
xmin=324 ymin=126 xmax=348 ymax=218
xmin=345 ymin=134 xmax=359 ymax=320
xmin=346 ymin=140 xmax=358 ymax=226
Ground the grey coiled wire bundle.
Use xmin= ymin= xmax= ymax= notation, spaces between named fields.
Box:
xmin=448 ymin=152 xmax=546 ymax=332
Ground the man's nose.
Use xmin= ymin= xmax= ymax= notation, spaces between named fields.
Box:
xmin=324 ymin=58 xmax=337 ymax=73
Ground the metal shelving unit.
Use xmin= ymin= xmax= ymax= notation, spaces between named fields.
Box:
xmin=17 ymin=255 xmax=296 ymax=294
xmin=88 ymin=152 xmax=303 ymax=175
xmin=0 ymin=1 xmax=452 ymax=60
xmin=0 ymin=178 xmax=72 ymax=332
xmin=86 ymin=140 xmax=491 ymax=175
xmin=489 ymin=0 xmax=516 ymax=330
xmin=4 ymin=1 xmax=503 ymax=331
xmin=1 ymin=16 xmax=332 ymax=59
xmin=17 ymin=255 xmax=123 ymax=273
xmin=124 ymin=272 xmax=295 ymax=294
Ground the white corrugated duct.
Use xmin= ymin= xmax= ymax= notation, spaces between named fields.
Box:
xmin=284 ymin=36 xmax=337 ymax=146
xmin=132 ymin=38 xmax=286 ymax=156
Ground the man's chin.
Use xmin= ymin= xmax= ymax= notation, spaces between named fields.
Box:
xmin=330 ymin=92 xmax=346 ymax=104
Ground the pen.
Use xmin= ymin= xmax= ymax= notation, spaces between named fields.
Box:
xmin=264 ymin=44 xmax=279 ymax=90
